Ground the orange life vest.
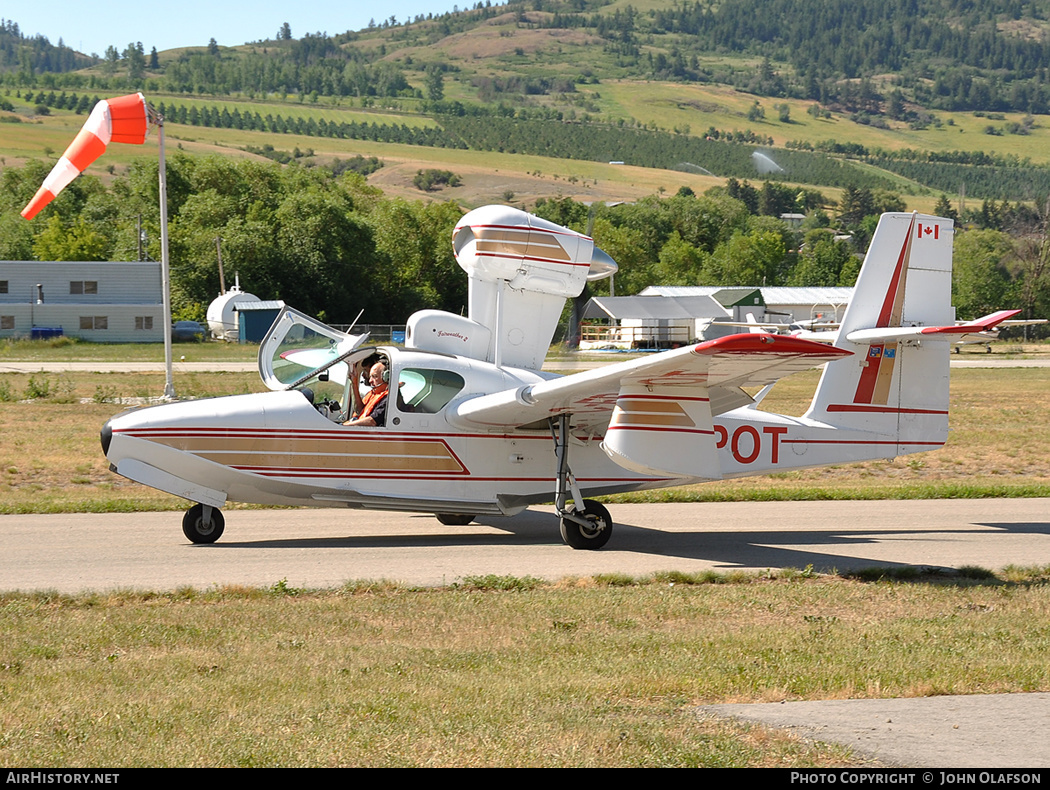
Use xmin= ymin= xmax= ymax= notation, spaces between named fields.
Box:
xmin=355 ymin=387 xmax=388 ymax=421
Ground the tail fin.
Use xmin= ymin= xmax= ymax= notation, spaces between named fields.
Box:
xmin=745 ymin=312 xmax=765 ymax=334
xmin=806 ymin=212 xmax=955 ymax=455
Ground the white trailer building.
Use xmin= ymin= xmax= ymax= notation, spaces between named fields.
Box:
xmin=0 ymin=261 xmax=164 ymax=342
xmin=641 ymin=285 xmax=854 ymax=325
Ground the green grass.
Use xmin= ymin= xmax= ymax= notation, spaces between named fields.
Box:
xmin=1 ymin=567 xmax=1047 ymax=767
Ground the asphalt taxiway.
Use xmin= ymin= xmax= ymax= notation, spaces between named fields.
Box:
xmin=2 ymin=498 xmax=1047 ymax=593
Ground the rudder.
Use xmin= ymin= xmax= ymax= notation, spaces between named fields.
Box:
xmin=805 ymin=212 xmax=954 ymax=455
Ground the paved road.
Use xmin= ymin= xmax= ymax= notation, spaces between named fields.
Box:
xmin=699 ymin=693 xmax=1050 ymax=768
xmin=0 ymin=361 xmax=261 ymax=373
xmin=3 ymin=498 xmax=1048 ymax=594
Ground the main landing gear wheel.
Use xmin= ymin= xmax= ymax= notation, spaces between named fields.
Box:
xmin=560 ymin=499 xmax=612 ymax=550
xmin=182 ymin=503 xmax=225 ymax=544
xmin=436 ymin=513 xmax=475 ymax=526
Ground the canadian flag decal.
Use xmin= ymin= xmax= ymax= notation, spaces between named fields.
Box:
xmin=917 ymin=223 xmax=939 ymax=239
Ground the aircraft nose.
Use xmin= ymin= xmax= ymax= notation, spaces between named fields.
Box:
xmin=100 ymin=419 xmax=112 ymax=456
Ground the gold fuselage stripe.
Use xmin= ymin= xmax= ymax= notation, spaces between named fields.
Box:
xmin=142 ymin=435 xmax=464 ymax=473
xmin=611 ymin=412 xmax=695 ymax=427
xmin=611 ymin=398 xmax=695 ymax=427
xmin=473 ymin=228 xmax=571 ymax=260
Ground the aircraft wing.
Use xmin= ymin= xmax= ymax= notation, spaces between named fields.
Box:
xmin=450 ymin=334 xmax=850 ymax=479
xmin=1000 ymin=318 xmax=1048 ymax=327
xmin=451 ymin=334 xmax=851 ymax=432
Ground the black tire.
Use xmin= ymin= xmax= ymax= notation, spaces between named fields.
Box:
xmin=182 ymin=504 xmax=225 ymax=544
xmin=559 ymin=499 xmax=612 ymax=550
xmin=436 ymin=513 xmax=475 ymax=526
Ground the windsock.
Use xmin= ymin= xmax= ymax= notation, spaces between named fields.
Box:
xmin=21 ymin=92 xmax=150 ymax=220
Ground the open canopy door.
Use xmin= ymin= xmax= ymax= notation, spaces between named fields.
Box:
xmin=258 ymin=306 xmax=368 ymax=392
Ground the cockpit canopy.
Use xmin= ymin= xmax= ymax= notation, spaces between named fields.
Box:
xmin=258 ymin=306 xmax=472 ymax=423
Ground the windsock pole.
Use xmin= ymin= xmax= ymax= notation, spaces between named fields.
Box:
xmin=156 ymin=113 xmax=175 ymax=400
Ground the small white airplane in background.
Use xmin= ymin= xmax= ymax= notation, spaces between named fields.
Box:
xmin=101 ymin=207 xmax=1011 ymax=549
xmin=945 ymin=316 xmax=1046 ymax=352
xmin=725 ymin=314 xmax=842 ymax=344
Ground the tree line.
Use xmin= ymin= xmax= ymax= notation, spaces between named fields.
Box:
xmin=2 ymin=156 xmax=1045 ymax=330
xmin=586 ymin=0 xmax=1050 ymax=115
xmin=0 ymin=19 xmax=91 ymax=75
xmin=10 ymin=0 xmax=1050 ymax=118
xmin=11 ymin=89 xmax=917 ymax=195
xmin=27 ymin=85 xmax=1050 ymax=202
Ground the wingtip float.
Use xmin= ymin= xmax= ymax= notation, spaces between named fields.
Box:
xmin=21 ymin=92 xmax=150 ymax=221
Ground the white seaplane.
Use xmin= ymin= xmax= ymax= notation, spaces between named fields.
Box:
xmin=102 ymin=205 xmax=1006 ymax=549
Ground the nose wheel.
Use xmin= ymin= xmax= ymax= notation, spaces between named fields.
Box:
xmin=182 ymin=503 xmax=225 ymax=544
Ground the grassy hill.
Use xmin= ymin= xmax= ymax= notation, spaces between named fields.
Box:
xmin=6 ymin=0 xmax=1050 ymax=208
xmin=3 ymin=85 xmax=1048 ymax=212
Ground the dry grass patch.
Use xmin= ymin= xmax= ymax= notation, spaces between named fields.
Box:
xmin=0 ymin=569 xmax=1047 ymax=766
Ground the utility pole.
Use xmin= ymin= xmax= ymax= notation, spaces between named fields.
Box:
xmin=216 ymin=237 xmax=226 ymax=294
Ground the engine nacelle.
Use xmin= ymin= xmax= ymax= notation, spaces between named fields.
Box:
xmin=453 ymin=205 xmax=593 ymax=298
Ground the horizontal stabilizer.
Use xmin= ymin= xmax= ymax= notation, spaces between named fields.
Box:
xmin=928 ymin=309 xmax=1022 ymax=334
xmin=846 ymin=309 xmax=1021 ymax=345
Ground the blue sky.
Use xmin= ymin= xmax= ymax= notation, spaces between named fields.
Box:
xmin=9 ymin=1 xmax=475 ymax=58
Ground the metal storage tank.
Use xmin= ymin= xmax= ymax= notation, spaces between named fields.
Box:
xmin=206 ymin=281 xmax=260 ymax=341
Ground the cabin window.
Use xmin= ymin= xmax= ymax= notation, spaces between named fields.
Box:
xmin=80 ymin=316 xmax=108 ymax=330
xmin=0 ymin=316 xmax=14 ymax=330
xmin=135 ymin=316 xmax=154 ymax=330
xmin=0 ymin=281 xmax=8 ymax=294
xmin=70 ymin=281 xmax=98 ymax=295
xmin=396 ymin=368 xmax=465 ymax=414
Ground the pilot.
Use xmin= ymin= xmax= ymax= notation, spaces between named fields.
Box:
xmin=343 ymin=359 xmax=389 ymax=427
